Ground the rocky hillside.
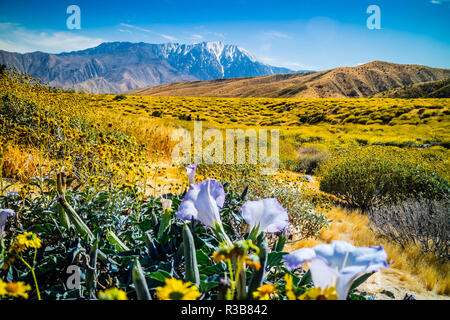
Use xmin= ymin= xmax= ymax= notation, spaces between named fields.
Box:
xmin=374 ymin=78 xmax=450 ymax=98
xmin=127 ymin=61 xmax=450 ymax=98
xmin=0 ymin=41 xmax=295 ymax=94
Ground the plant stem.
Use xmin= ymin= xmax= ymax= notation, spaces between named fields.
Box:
xmin=18 ymin=252 xmax=41 ymax=300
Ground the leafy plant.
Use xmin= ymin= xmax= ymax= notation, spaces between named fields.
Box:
xmin=319 ymin=146 xmax=449 ymax=210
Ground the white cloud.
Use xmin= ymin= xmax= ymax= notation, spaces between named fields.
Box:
xmin=429 ymin=0 xmax=450 ymax=4
xmin=261 ymin=31 xmax=291 ymax=40
xmin=119 ymin=23 xmax=177 ymax=42
xmin=0 ymin=23 xmax=104 ymax=53
xmin=191 ymin=34 xmax=204 ymax=40
xmin=258 ymin=56 xmax=311 ymax=70
xmin=160 ymin=34 xmax=177 ymax=41
xmin=119 ymin=23 xmax=152 ymax=33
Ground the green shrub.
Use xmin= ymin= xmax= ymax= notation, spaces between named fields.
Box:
xmin=319 ymin=146 xmax=450 ymax=210
xmin=291 ymin=146 xmax=330 ymax=174
xmin=151 ymin=110 xmax=162 ymax=117
xmin=112 ymin=94 xmax=126 ymax=101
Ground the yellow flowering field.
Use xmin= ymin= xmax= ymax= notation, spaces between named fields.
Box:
xmin=0 ymin=69 xmax=449 ymax=300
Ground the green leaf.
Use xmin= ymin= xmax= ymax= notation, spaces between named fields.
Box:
xmin=196 ymin=249 xmax=210 ymax=266
xmin=132 ymin=258 xmax=152 ymax=300
xmin=200 ymin=280 xmax=219 ymax=292
xmin=350 ymin=272 xmax=373 ymax=292
xmin=149 ymin=269 xmax=172 ymax=283
xmin=267 ymin=251 xmax=287 ymax=267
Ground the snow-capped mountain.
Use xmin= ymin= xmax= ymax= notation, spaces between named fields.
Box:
xmin=0 ymin=41 xmax=296 ymax=93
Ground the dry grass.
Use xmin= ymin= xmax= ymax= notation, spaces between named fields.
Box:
xmin=0 ymin=143 xmax=41 ymax=182
xmin=288 ymin=206 xmax=450 ymax=296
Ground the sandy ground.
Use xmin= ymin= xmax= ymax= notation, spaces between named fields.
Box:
xmin=358 ymin=269 xmax=449 ymax=300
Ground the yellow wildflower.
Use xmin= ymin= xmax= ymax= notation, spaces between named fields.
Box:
xmin=284 ymin=274 xmax=297 ymax=300
xmin=156 ymin=278 xmax=201 ymax=300
xmin=245 ymin=256 xmax=261 ymax=271
xmin=212 ymin=249 xmax=230 ymax=263
xmin=0 ymin=279 xmax=31 ymax=299
xmin=98 ymin=287 xmax=128 ymax=300
xmin=252 ymin=284 xmax=276 ymax=300
xmin=298 ymin=286 xmax=338 ymax=300
xmin=14 ymin=232 xmax=42 ymax=252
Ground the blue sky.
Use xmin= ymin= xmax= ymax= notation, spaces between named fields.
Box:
xmin=0 ymin=0 xmax=449 ymax=70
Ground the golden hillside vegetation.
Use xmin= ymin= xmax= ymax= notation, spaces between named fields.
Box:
xmin=127 ymin=61 xmax=450 ymax=98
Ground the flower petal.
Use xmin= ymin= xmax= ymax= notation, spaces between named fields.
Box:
xmin=207 ymin=179 xmax=226 ymax=208
xmin=0 ymin=209 xmax=15 ymax=238
xmin=308 ymin=257 xmax=338 ymax=292
xmin=335 ymin=266 xmax=369 ymax=300
xmin=175 ymin=179 xmax=225 ymax=228
xmin=242 ymin=198 xmax=289 ymax=233
xmin=186 ymin=164 xmax=198 ymax=185
xmin=194 ymin=180 xmax=221 ymax=227
xmin=283 ymin=247 xmax=316 ymax=270
xmin=284 ymin=241 xmax=389 ymax=300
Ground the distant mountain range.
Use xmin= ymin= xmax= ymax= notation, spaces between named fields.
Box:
xmin=0 ymin=41 xmax=300 ymax=94
xmin=127 ymin=61 xmax=450 ymax=98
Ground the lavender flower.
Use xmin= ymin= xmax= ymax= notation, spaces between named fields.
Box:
xmin=284 ymin=240 xmax=388 ymax=300
xmin=176 ymin=179 xmax=225 ymax=228
xmin=242 ymin=198 xmax=289 ymax=233
xmin=186 ymin=164 xmax=198 ymax=185
xmin=0 ymin=209 xmax=15 ymax=238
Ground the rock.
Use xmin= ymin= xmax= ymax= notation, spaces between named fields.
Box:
xmin=380 ymin=289 xmax=395 ymax=299
xmin=403 ymin=293 xmax=416 ymax=300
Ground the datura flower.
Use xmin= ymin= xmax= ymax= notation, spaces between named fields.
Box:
xmin=284 ymin=240 xmax=388 ymax=300
xmin=156 ymin=278 xmax=201 ymax=300
xmin=0 ymin=209 xmax=15 ymax=238
xmin=176 ymin=178 xmax=225 ymax=228
xmin=98 ymin=287 xmax=128 ymax=300
xmin=186 ymin=164 xmax=198 ymax=185
xmin=242 ymin=198 xmax=289 ymax=234
xmin=0 ymin=279 xmax=31 ymax=299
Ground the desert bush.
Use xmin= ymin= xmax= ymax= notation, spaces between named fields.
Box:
xmin=151 ymin=110 xmax=162 ymax=117
xmin=368 ymin=198 xmax=450 ymax=259
xmin=319 ymin=147 xmax=450 ymax=210
xmin=112 ymin=94 xmax=126 ymax=101
xmin=290 ymin=146 xmax=330 ymax=174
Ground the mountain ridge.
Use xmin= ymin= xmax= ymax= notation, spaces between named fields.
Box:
xmin=0 ymin=41 xmax=298 ymax=94
xmin=126 ymin=61 xmax=450 ymax=98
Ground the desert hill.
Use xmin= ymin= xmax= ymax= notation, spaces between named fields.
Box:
xmin=126 ymin=61 xmax=450 ymax=98
xmin=374 ymin=77 xmax=450 ymax=98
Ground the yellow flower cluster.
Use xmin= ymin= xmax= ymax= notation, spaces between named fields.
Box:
xmin=98 ymin=287 xmax=128 ymax=300
xmin=283 ymin=274 xmax=338 ymax=300
xmin=0 ymin=279 xmax=31 ymax=299
xmin=298 ymin=286 xmax=338 ymax=300
xmin=13 ymin=232 xmax=42 ymax=253
xmin=252 ymin=284 xmax=277 ymax=300
xmin=156 ymin=278 xmax=200 ymax=300
xmin=212 ymin=240 xmax=261 ymax=271
xmin=284 ymin=274 xmax=297 ymax=300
